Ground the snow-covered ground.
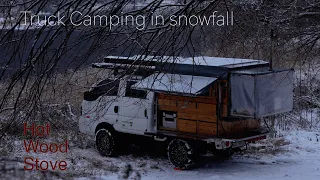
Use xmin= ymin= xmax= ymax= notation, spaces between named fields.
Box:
xmin=2 ymin=129 xmax=320 ymax=179
xmin=135 ymin=131 xmax=320 ymax=180
xmin=93 ymin=130 xmax=320 ymax=180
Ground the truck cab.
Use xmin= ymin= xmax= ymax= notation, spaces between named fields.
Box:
xmin=79 ymin=55 xmax=294 ymax=169
xmin=79 ymin=75 xmax=155 ymax=136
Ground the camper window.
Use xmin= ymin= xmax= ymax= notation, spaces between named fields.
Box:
xmin=125 ymin=81 xmax=147 ymax=99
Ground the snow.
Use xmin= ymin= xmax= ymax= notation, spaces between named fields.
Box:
xmin=132 ymin=73 xmax=217 ymax=95
xmin=104 ymin=55 xmax=269 ymax=68
xmin=92 ymin=62 xmax=156 ymax=69
xmin=4 ymin=128 xmax=320 ymax=179
xmin=96 ymin=130 xmax=320 ymax=180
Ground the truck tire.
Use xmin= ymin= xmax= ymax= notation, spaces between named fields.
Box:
xmin=96 ymin=128 xmax=116 ymax=156
xmin=167 ymin=139 xmax=195 ymax=169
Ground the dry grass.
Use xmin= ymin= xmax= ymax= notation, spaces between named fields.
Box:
xmin=0 ymin=67 xmax=111 ymax=136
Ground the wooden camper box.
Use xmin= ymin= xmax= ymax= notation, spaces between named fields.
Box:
xmin=157 ymin=80 xmax=261 ymax=138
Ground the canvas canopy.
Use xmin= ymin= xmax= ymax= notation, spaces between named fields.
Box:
xmin=230 ymin=69 xmax=294 ymax=117
xmin=131 ymin=73 xmax=217 ymax=95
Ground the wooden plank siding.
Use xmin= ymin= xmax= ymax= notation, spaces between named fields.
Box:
xmin=177 ymin=119 xmax=197 ymax=133
xmin=176 ymin=119 xmax=217 ymax=135
xmin=218 ymin=119 xmax=261 ymax=137
xmin=157 ymin=93 xmax=216 ymax=104
xmin=158 ymin=99 xmax=178 ymax=111
xmin=178 ymin=113 xmax=217 ymax=122
xmin=157 ymin=81 xmax=261 ymax=138
xmin=221 ymin=104 xmax=228 ymax=117
xmin=197 ymin=121 xmax=217 ymax=135
xmin=158 ymin=89 xmax=219 ymax=136
xmin=220 ymin=80 xmax=229 ymax=118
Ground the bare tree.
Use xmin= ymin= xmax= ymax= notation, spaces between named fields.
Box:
xmin=0 ymin=0 xmax=319 ymax=137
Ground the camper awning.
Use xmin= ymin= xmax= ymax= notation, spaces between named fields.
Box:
xmin=131 ymin=73 xmax=217 ymax=95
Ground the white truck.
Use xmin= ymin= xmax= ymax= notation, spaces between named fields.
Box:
xmin=79 ymin=55 xmax=294 ymax=169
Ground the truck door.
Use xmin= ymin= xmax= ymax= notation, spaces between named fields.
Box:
xmin=118 ymin=80 xmax=154 ymax=134
xmin=81 ymin=79 xmax=120 ymax=133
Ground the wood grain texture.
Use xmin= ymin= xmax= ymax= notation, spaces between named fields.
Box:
xmin=178 ymin=113 xmax=217 ymax=122
xmin=157 ymin=93 xmax=216 ymax=104
xmin=157 ymin=82 xmax=261 ymax=138
xmin=197 ymin=121 xmax=217 ymax=135
xmin=218 ymin=119 xmax=261 ymax=137
xmin=177 ymin=119 xmax=197 ymax=133
xmin=221 ymin=104 xmax=228 ymax=117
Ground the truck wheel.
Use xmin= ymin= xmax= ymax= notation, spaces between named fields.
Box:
xmin=96 ymin=128 xmax=116 ymax=156
xmin=167 ymin=139 xmax=195 ymax=169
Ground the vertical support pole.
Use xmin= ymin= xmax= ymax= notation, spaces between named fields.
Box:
xmin=270 ymin=28 xmax=276 ymax=137
xmin=217 ymin=81 xmax=222 ymax=137
xmin=269 ymin=28 xmax=274 ymax=71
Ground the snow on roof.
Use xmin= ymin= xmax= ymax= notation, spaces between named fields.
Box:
xmin=92 ymin=62 xmax=155 ymax=69
xmin=105 ymin=55 xmax=268 ymax=68
xmin=131 ymin=73 xmax=217 ymax=95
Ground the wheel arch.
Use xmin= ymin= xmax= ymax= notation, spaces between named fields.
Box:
xmin=95 ymin=122 xmax=115 ymax=134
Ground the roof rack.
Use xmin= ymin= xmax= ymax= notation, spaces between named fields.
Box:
xmin=93 ymin=55 xmax=269 ymax=79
